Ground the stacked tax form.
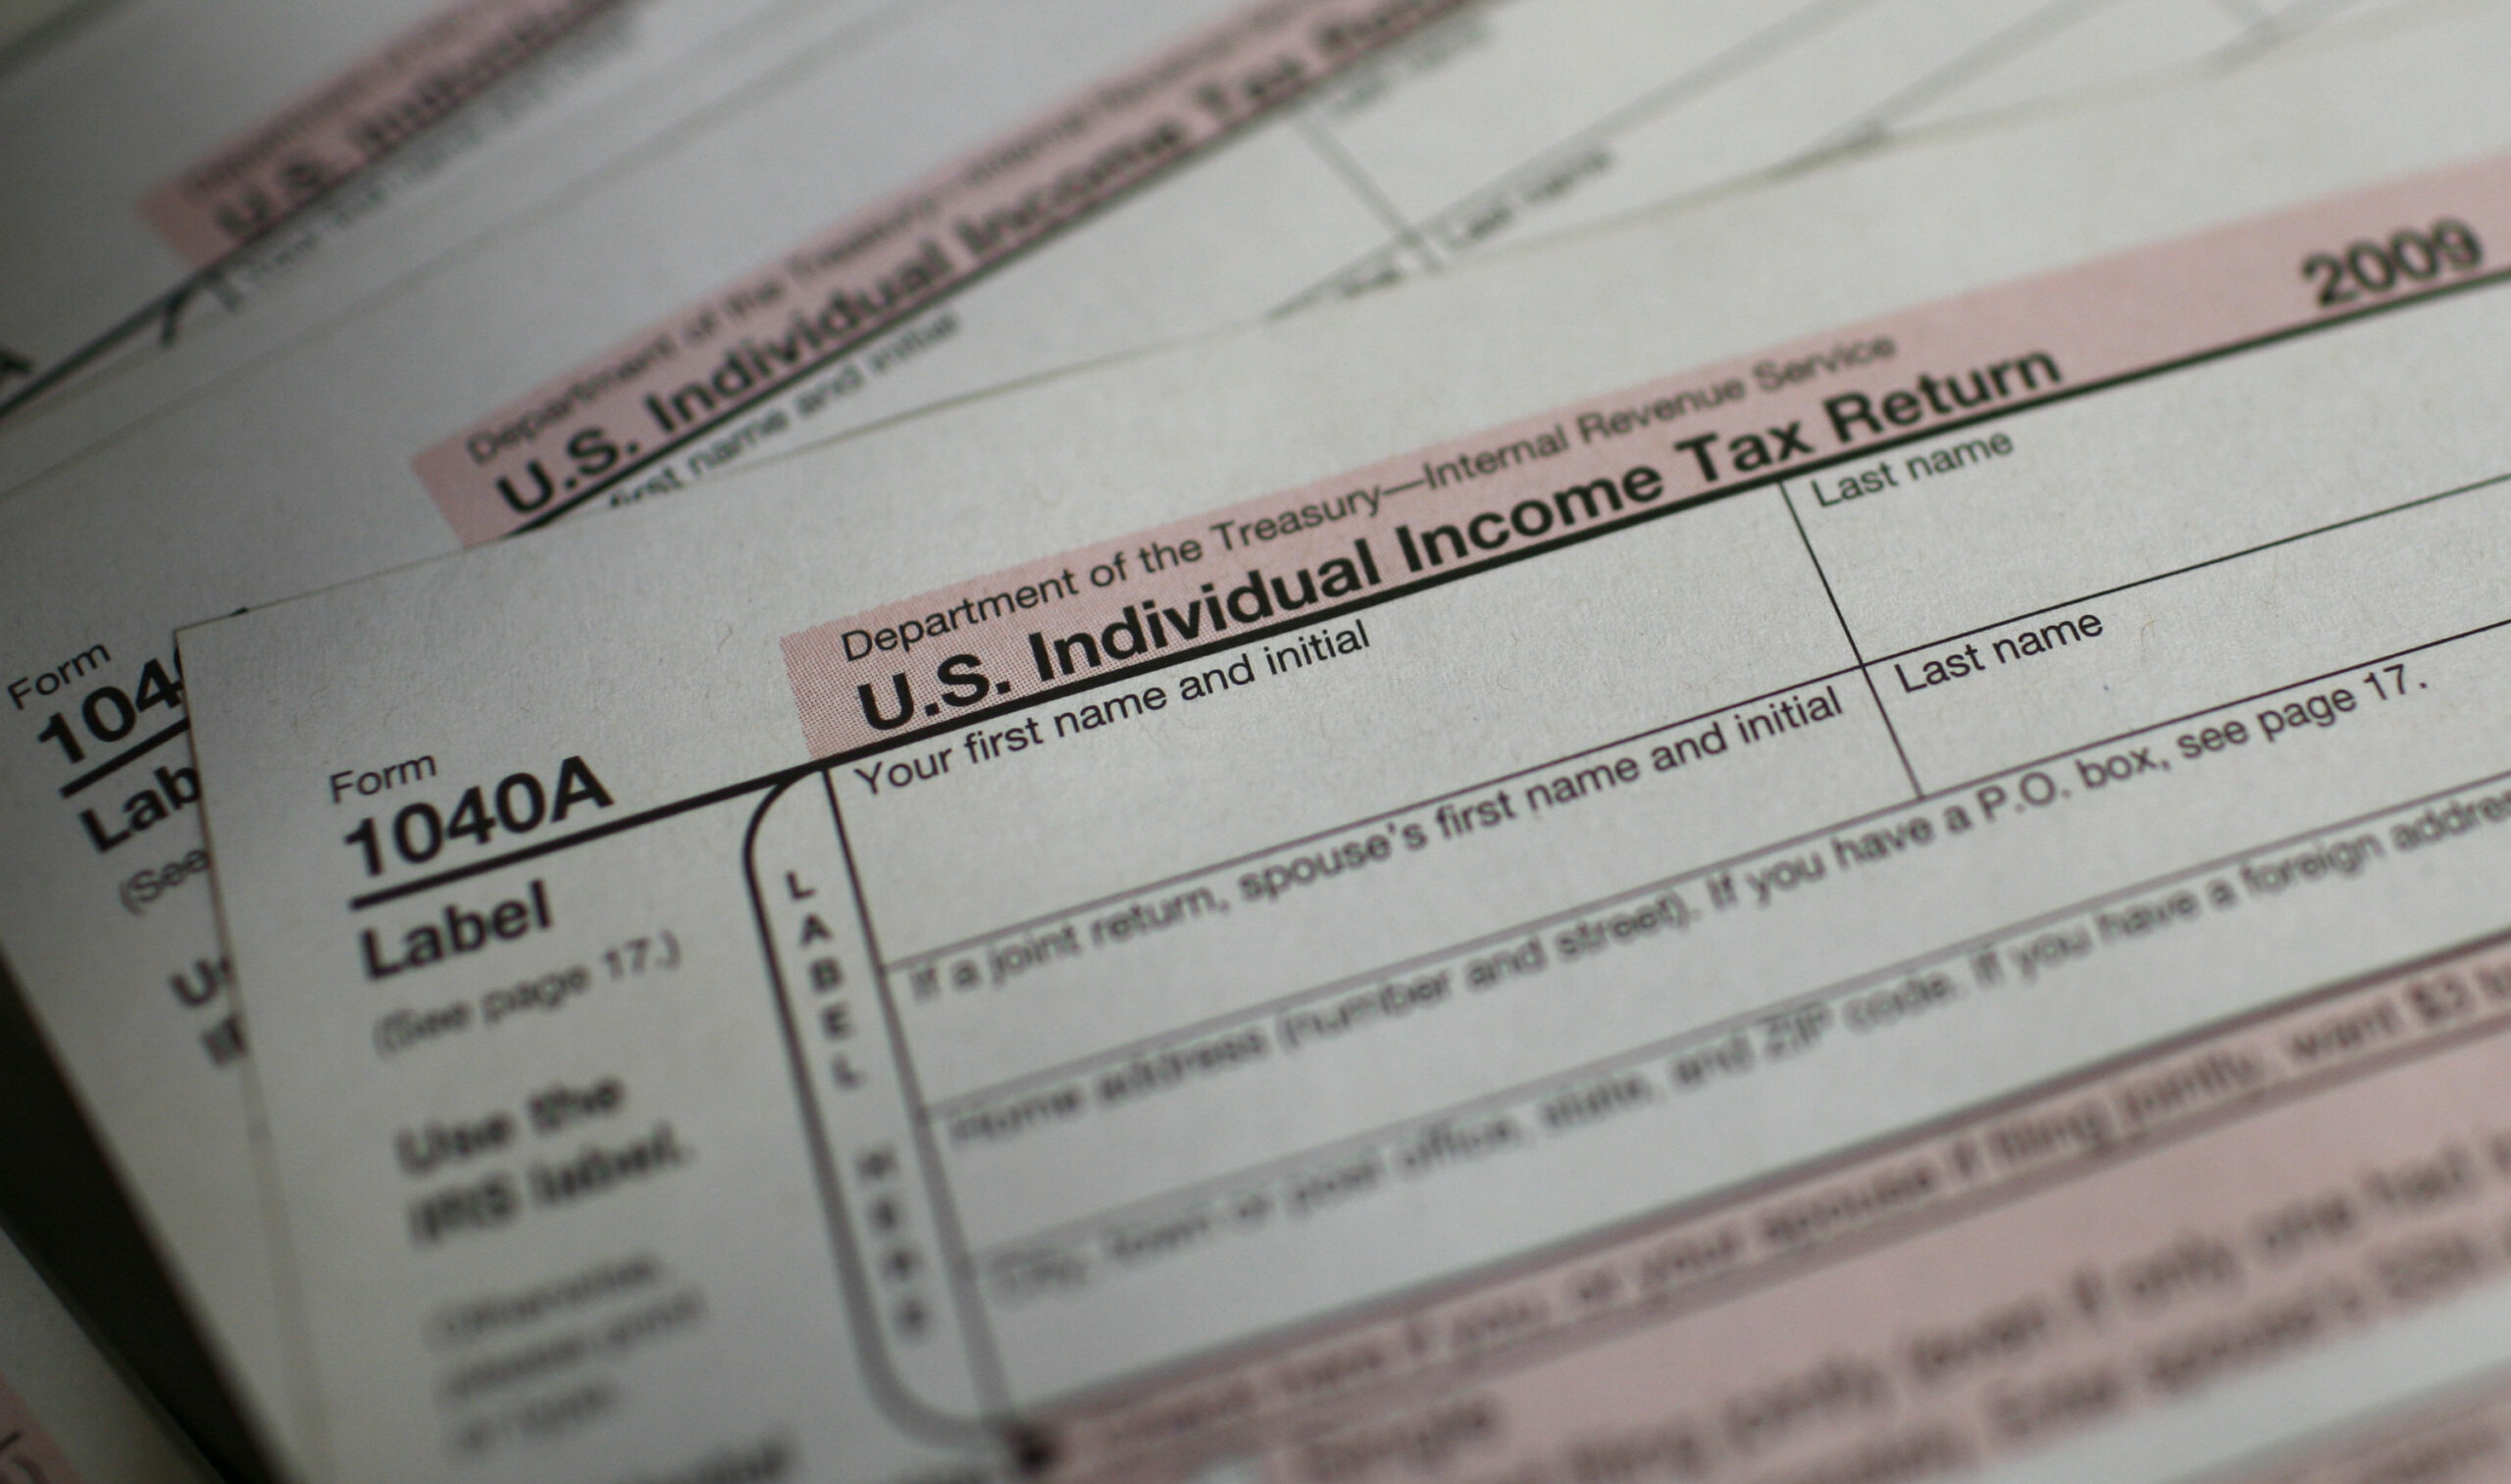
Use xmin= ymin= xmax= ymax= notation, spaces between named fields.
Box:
xmin=0 ymin=1219 xmax=217 ymax=1484
xmin=10 ymin=0 xmax=2511 ymax=1480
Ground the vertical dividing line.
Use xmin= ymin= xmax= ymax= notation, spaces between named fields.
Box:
xmin=820 ymin=771 xmax=1014 ymax=1415
xmin=1779 ymin=482 xmax=1925 ymax=797
xmin=743 ymin=782 xmax=983 ymax=1446
xmin=1796 ymin=0 xmax=2126 ymax=161
xmin=2211 ymin=0 xmax=2357 ymax=68
xmin=1298 ymin=113 xmax=1444 ymax=277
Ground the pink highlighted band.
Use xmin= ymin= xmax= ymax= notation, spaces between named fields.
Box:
xmin=783 ymin=151 xmax=2511 ymax=762
xmin=410 ymin=0 xmax=1475 ymax=545
xmin=140 ymin=0 xmax=622 ymax=267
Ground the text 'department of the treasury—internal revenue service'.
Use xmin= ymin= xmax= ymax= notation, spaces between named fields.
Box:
xmin=182 ymin=57 xmax=2511 ymax=1484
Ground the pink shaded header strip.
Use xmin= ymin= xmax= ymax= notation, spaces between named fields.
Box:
xmin=783 ymin=152 xmax=2511 ymax=762
xmin=140 ymin=0 xmax=622 ymax=266
xmin=412 ymin=0 xmax=1475 ymax=544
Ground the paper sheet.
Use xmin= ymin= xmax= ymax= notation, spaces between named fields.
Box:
xmin=2 ymin=2 xmax=2445 ymax=1463
xmin=0 ymin=1220 xmax=214 ymax=1484
xmin=0 ymin=0 xmax=2416 ymax=497
xmin=0 ymin=0 xmax=915 ymax=435
xmin=172 ymin=12 xmax=2511 ymax=1477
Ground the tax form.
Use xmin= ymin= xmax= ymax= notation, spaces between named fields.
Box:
xmin=0 ymin=1221 xmax=216 ymax=1484
xmin=0 ymin=0 xmax=903 ymax=435
xmin=0 ymin=0 xmax=2443 ymax=1461
xmin=179 ymin=13 xmax=2511 ymax=1477
xmin=0 ymin=0 xmax=2419 ymax=496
